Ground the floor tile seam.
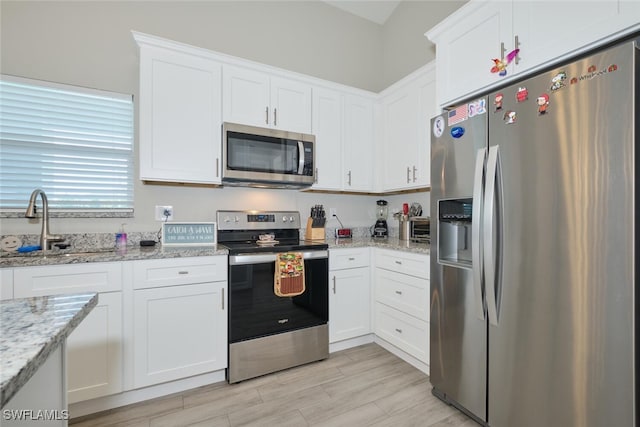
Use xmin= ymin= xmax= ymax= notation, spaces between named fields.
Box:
xmin=305 ymin=400 xmax=391 ymax=427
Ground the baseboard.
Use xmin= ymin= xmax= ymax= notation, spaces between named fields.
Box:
xmin=69 ymin=370 xmax=225 ymax=419
xmin=374 ymin=336 xmax=430 ymax=375
xmin=329 ymin=334 xmax=375 ymax=353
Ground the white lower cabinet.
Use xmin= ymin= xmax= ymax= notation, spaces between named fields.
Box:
xmin=132 ymin=257 xmax=227 ymax=388
xmin=13 ymin=262 xmax=124 ymax=403
xmin=329 ymin=248 xmax=371 ymax=343
xmin=67 ymin=292 xmax=123 ymax=404
xmin=374 ymin=249 xmax=429 ymax=367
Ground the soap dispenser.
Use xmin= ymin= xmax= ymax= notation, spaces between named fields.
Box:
xmin=116 ymin=223 xmax=127 ymax=252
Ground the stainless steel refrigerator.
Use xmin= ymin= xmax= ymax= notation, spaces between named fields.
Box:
xmin=430 ymin=37 xmax=638 ymax=426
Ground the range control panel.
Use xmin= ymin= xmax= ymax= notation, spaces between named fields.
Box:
xmin=217 ymin=210 xmax=301 ymax=230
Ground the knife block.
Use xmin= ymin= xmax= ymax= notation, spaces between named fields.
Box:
xmin=305 ymin=217 xmax=325 ymax=241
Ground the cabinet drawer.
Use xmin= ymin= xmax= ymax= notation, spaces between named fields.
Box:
xmin=133 ymin=256 xmax=227 ymax=289
xmin=375 ymin=302 xmax=429 ymax=363
xmin=330 ymin=248 xmax=370 ymax=270
xmin=13 ymin=262 xmax=122 ymax=297
xmin=375 ymin=249 xmax=429 ymax=279
xmin=375 ymin=268 xmax=428 ymax=321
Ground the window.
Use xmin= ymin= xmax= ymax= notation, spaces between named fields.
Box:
xmin=0 ymin=75 xmax=134 ymax=217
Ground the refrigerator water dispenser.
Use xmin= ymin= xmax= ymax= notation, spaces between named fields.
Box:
xmin=438 ymin=198 xmax=473 ymax=268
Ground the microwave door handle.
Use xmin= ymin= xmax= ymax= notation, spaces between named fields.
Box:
xmin=298 ymin=141 xmax=305 ymax=175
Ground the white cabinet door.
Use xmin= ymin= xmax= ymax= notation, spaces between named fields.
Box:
xmin=382 ymin=87 xmax=419 ymax=191
xmin=329 ymin=267 xmax=371 ymax=343
xmin=67 ymin=292 xmax=123 ymax=404
xmin=223 ymin=66 xmax=312 ymax=133
xmin=222 ymin=65 xmax=271 ymax=128
xmin=311 ymin=87 xmax=343 ymax=190
xmin=139 ymin=45 xmax=222 ymax=184
xmin=417 ymin=70 xmax=437 ymax=188
xmin=343 ymin=94 xmax=374 ymax=192
xmin=270 ymin=76 xmax=312 ymax=133
xmin=429 ymin=1 xmax=513 ymax=106
xmin=133 ymin=281 xmax=226 ymax=388
xmin=513 ymin=1 xmax=627 ymax=76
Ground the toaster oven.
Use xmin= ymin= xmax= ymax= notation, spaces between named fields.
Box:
xmin=410 ymin=217 xmax=430 ymax=243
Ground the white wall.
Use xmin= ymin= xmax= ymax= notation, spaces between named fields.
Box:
xmin=0 ymin=0 xmax=442 ymax=237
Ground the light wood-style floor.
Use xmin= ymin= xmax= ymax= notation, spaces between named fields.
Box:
xmin=71 ymin=343 xmax=478 ymax=427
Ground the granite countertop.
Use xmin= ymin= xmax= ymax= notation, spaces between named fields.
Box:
xmin=1 ymin=292 xmax=98 ymax=407
xmin=327 ymin=236 xmax=430 ymax=255
xmin=0 ymin=245 xmax=229 ymax=268
xmin=0 ymin=237 xmax=427 ymax=269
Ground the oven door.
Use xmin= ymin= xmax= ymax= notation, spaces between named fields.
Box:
xmin=228 ymin=250 xmax=328 ymax=344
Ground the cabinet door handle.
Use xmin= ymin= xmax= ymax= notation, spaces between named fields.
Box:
xmin=265 ymin=106 xmax=269 ymax=125
xmin=221 ymin=288 xmax=225 ymax=310
xmin=315 ymin=168 xmax=318 ymax=184
xmin=178 ymin=271 xmax=189 ymax=275
xmin=216 ymin=158 xmax=220 ymax=178
xmin=332 ymin=276 xmax=336 ymax=294
xmin=412 ymin=166 xmax=417 ymax=182
xmin=394 ymin=260 xmax=402 ymax=265
xmin=395 ymin=328 xmax=403 ymax=334
xmin=406 ymin=167 xmax=411 ymax=184
xmin=514 ymin=35 xmax=521 ymax=65
xmin=348 ymin=257 xmax=355 ymax=261
xmin=500 ymin=41 xmax=506 ymax=61
xmin=348 ymin=171 xmax=352 ymax=186
xmin=395 ymin=290 xmax=402 ymax=295
xmin=273 ymin=108 xmax=277 ymax=126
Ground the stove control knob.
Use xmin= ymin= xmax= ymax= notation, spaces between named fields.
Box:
xmin=282 ymin=216 xmax=288 ymax=222
xmin=224 ymin=216 xmax=231 ymax=223
xmin=234 ymin=216 xmax=240 ymax=223
xmin=289 ymin=216 xmax=295 ymax=223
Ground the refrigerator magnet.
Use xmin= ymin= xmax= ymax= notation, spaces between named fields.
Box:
xmin=468 ymin=99 xmax=487 ymax=117
xmin=451 ymin=127 xmax=465 ymax=138
xmin=494 ymin=93 xmax=504 ymax=112
xmin=516 ymin=87 xmax=528 ymax=102
xmin=537 ymin=94 xmax=550 ymax=115
xmin=433 ymin=116 xmax=445 ymax=138
xmin=550 ymin=71 xmax=567 ymax=91
xmin=503 ymin=111 xmax=517 ymax=124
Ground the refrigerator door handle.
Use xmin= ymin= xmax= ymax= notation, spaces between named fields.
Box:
xmin=472 ymin=147 xmax=487 ymax=320
xmin=484 ymin=145 xmax=501 ymax=326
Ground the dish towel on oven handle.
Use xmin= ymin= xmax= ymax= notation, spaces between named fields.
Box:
xmin=275 ymin=252 xmax=305 ymax=297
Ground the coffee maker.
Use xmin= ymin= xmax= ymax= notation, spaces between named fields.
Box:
xmin=372 ymin=199 xmax=389 ymax=238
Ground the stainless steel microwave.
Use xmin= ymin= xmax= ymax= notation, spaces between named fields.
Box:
xmin=222 ymin=122 xmax=315 ymax=188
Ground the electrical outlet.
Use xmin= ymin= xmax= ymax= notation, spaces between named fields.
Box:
xmin=329 ymin=208 xmax=337 ymax=218
xmin=155 ymin=205 xmax=174 ymax=221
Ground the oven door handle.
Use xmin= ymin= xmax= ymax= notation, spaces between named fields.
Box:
xmin=229 ymin=250 xmax=329 ymax=265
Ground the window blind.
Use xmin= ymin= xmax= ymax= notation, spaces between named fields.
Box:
xmin=0 ymin=75 xmax=134 ymax=212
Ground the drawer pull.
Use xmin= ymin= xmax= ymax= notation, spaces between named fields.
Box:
xmin=348 ymin=257 xmax=355 ymax=261
xmin=395 ymin=328 xmax=403 ymax=334
xmin=394 ymin=261 xmax=402 ymax=265
xmin=178 ymin=271 xmax=189 ymax=275
xmin=332 ymin=276 xmax=337 ymax=294
xmin=395 ymin=290 xmax=402 ymax=295
xmin=221 ymin=288 xmax=225 ymax=310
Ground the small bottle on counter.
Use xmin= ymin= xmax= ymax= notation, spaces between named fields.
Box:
xmin=115 ymin=223 xmax=127 ymax=252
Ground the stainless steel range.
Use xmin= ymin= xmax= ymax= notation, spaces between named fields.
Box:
xmin=217 ymin=210 xmax=329 ymax=383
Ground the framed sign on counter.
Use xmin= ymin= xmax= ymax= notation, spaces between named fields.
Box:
xmin=162 ymin=222 xmax=217 ymax=246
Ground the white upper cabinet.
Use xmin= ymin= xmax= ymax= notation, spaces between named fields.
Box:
xmin=427 ymin=0 xmax=640 ymax=106
xmin=223 ymin=65 xmax=312 ymax=134
xmin=343 ymin=94 xmax=374 ymax=192
xmin=311 ymin=87 xmax=343 ymax=190
xmin=427 ymin=1 xmax=512 ymax=106
xmin=380 ymin=64 xmax=436 ymax=192
xmin=136 ymin=37 xmax=223 ymax=184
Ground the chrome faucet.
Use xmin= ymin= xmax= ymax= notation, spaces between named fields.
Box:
xmin=25 ymin=189 xmax=65 ymax=250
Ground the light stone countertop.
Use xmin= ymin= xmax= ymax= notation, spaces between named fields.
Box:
xmin=0 ymin=292 xmax=98 ymax=407
xmin=0 ymin=237 xmax=427 ymax=269
xmin=327 ymin=236 xmax=430 ymax=255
